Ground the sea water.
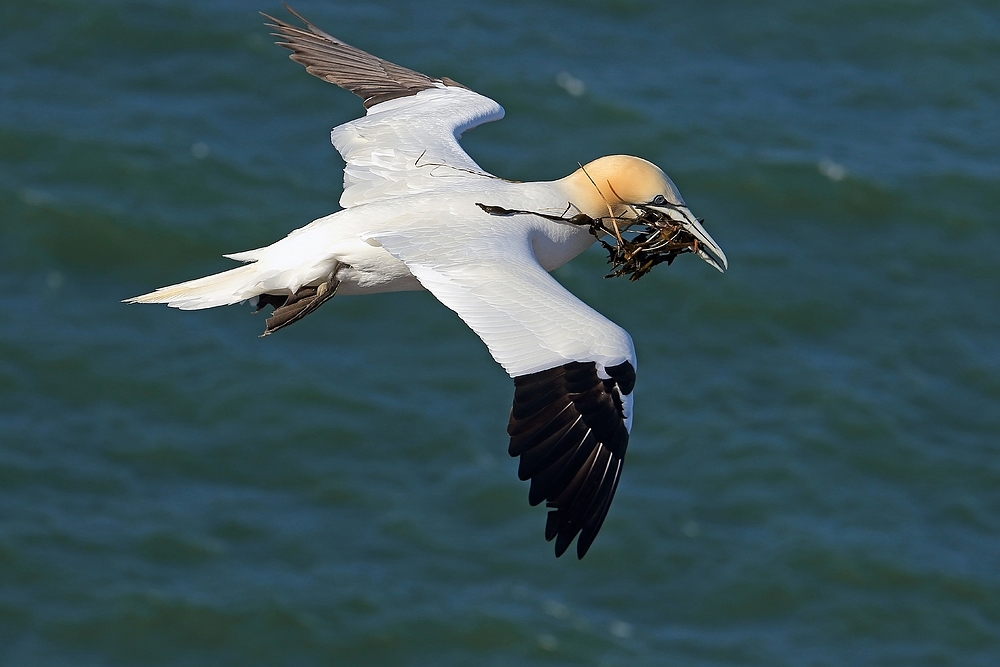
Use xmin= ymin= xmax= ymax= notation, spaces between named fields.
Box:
xmin=1 ymin=1 xmax=998 ymax=665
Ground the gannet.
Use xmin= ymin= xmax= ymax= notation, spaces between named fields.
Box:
xmin=126 ymin=6 xmax=727 ymax=558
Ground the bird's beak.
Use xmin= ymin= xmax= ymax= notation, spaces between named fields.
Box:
xmin=649 ymin=205 xmax=728 ymax=273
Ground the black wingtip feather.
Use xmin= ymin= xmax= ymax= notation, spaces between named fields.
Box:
xmin=507 ymin=360 xmax=634 ymax=558
xmin=517 ymin=418 xmax=587 ymax=482
xmin=526 ymin=431 xmax=600 ymax=506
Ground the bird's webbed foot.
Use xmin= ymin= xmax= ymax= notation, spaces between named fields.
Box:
xmin=256 ymin=277 xmax=340 ymax=337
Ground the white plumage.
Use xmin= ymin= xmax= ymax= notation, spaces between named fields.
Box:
xmin=126 ymin=6 xmax=727 ymax=558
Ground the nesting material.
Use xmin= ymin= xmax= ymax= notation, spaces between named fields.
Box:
xmin=476 ymin=203 xmax=706 ymax=281
xmin=586 ymin=205 xmax=704 ymax=281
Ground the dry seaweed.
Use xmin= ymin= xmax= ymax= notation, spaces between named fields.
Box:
xmin=476 ymin=202 xmax=704 ymax=281
xmin=587 ymin=205 xmax=704 ymax=281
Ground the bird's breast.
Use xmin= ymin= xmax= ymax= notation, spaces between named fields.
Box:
xmin=530 ymin=223 xmax=595 ymax=272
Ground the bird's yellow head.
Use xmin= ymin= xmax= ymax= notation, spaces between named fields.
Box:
xmin=560 ymin=155 xmax=728 ymax=272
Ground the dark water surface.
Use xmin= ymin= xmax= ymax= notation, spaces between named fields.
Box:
xmin=2 ymin=1 xmax=999 ymax=665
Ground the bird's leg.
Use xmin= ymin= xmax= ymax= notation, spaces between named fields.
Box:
xmin=253 ymin=292 xmax=289 ymax=313
xmin=258 ymin=272 xmax=341 ymax=337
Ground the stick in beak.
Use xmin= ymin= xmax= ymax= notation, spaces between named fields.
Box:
xmin=649 ymin=205 xmax=728 ymax=273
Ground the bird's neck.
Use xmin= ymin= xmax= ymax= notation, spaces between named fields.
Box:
xmin=554 ymin=159 xmax=631 ymax=220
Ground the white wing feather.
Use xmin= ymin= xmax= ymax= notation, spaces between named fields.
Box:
xmin=364 ymin=216 xmax=636 ymax=378
xmin=332 ymin=87 xmax=504 ymax=207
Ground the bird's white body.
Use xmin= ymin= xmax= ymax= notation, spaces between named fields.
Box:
xmin=127 ymin=9 xmax=727 ymax=558
xmin=152 ymin=88 xmax=598 ymax=304
xmin=220 ymin=176 xmax=596 ymax=299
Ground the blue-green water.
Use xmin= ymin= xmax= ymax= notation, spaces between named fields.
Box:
xmin=2 ymin=1 xmax=999 ymax=665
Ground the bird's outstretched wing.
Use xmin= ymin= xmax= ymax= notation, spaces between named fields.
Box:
xmin=366 ymin=212 xmax=636 ymax=558
xmin=264 ymin=4 xmax=469 ymax=108
xmin=266 ymin=7 xmax=633 ymax=558
xmin=265 ymin=6 xmax=505 ymax=207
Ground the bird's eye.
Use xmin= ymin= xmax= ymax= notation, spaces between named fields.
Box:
xmin=650 ymin=195 xmax=667 ymax=206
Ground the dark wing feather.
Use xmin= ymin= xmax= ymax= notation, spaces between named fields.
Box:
xmin=263 ymin=5 xmax=467 ymax=108
xmin=507 ymin=360 xmax=635 ymax=559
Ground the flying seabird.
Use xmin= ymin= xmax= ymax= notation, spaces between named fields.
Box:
xmin=126 ymin=5 xmax=728 ymax=558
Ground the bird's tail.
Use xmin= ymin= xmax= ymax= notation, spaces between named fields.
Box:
xmin=124 ymin=262 xmax=272 ymax=310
